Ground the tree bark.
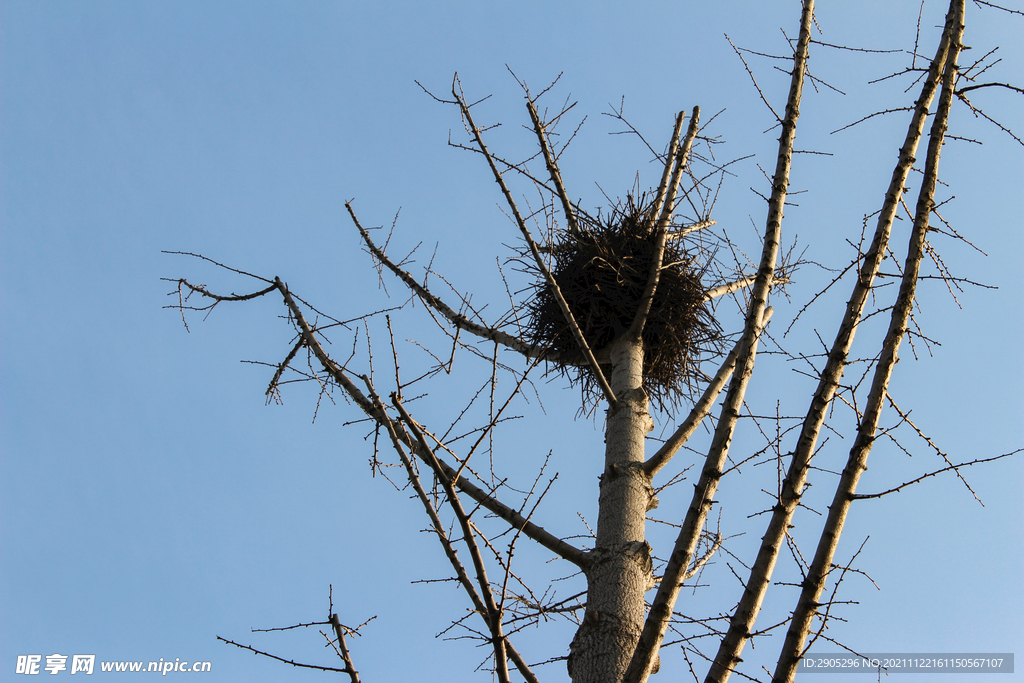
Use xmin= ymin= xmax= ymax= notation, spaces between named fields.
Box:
xmin=569 ymin=336 xmax=656 ymax=683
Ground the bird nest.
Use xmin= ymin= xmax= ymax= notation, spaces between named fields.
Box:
xmin=525 ymin=198 xmax=721 ymax=410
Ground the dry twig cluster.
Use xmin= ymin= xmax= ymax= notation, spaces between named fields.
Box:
xmin=525 ymin=195 xmax=721 ymax=410
xmin=163 ymin=1 xmax=1023 ymax=681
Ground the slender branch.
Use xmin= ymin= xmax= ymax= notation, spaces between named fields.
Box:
xmin=371 ymin=396 xmax=539 ymax=683
xmin=504 ymin=642 xmax=543 ymax=683
xmin=625 ymin=3 xmax=816 ymax=682
xmin=955 ymin=90 xmax=1024 ymax=146
xmin=251 ymin=620 xmax=330 ymax=633
xmin=628 ymin=107 xmax=701 ymax=340
xmin=436 ymin=458 xmax=590 ymax=568
xmin=329 ymin=615 xmax=362 ymax=683
xmin=701 ymin=272 xmax=790 ymax=302
xmin=276 ymin=277 xmax=588 ymax=567
xmin=216 ymin=637 xmax=353 ymax=674
xmin=452 ymin=76 xmax=618 ymax=408
xmin=972 ymin=0 xmax=1023 ymax=16
xmin=726 ymin=34 xmax=784 ymax=123
xmin=682 ymin=533 xmax=723 ymax=581
xmin=955 ymin=81 xmax=1024 ymax=96
xmin=276 ymin=278 xmax=382 ymax=420
xmin=713 ymin=2 xmax=963 ymax=678
xmin=830 ymin=106 xmax=915 ymax=135
xmin=645 ymin=308 xmax=774 ymax=479
xmin=650 ymin=111 xmax=687 ymax=225
xmin=162 ymin=251 xmax=274 ymax=284
xmin=266 ymin=338 xmax=304 ymax=402
xmin=852 ymin=449 xmax=1022 ymax=500
xmin=392 ymin=395 xmax=513 ymax=683
xmin=704 ymin=277 xmax=754 ymax=302
xmin=374 ymin=393 xmax=490 ymax=617
xmin=773 ymin=3 xmax=966 ymax=680
xmin=667 ymin=219 xmax=717 ymax=240
xmin=525 ymin=97 xmax=583 ymax=236
xmin=172 ymin=279 xmax=278 ymax=304
xmin=345 ymin=202 xmax=547 ymax=359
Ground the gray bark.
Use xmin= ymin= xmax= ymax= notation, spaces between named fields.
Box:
xmin=567 ymin=106 xmax=701 ymax=683
xmin=568 ymin=336 xmax=656 ymax=683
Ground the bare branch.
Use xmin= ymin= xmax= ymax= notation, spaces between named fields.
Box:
xmin=852 ymin=449 xmax=1022 ymax=500
xmin=955 ymin=90 xmax=1024 ymax=146
xmin=972 ymin=0 xmax=1024 ymax=15
xmin=162 ymin=251 xmax=274 ymax=284
xmin=956 ymin=81 xmax=1024 ymax=96
xmin=830 ymin=106 xmax=916 ymax=135
xmin=704 ymin=274 xmax=762 ymax=302
xmin=667 ymin=219 xmax=717 ymax=240
xmin=216 ymin=636 xmax=354 ymax=674
xmin=374 ymin=392 xmax=491 ymax=620
xmin=452 ymin=75 xmax=618 ymax=408
xmin=650 ymin=111 xmax=687 ymax=223
xmin=628 ymin=107 xmax=701 ymax=340
xmin=773 ymin=3 xmax=967 ymax=679
xmin=725 ymin=34 xmax=783 ymax=123
xmin=525 ymin=95 xmax=584 ymax=236
xmin=713 ymin=1 xmax=965 ymax=677
xmin=683 ymin=533 xmax=723 ymax=582
xmin=265 ymin=338 xmax=304 ymax=403
xmin=645 ymin=307 xmax=774 ymax=479
xmin=329 ymin=615 xmax=362 ymax=683
xmin=274 ymin=277 xmax=588 ymax=567
xmin=392 ymin=395 xmax=513 ymax=683
xmin=345 ymin=202 xmax=547 ymax=359
xmin=626 ymin=3 xmax=816 ymax=681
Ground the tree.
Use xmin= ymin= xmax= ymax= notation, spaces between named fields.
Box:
xmin=168 ymin=1 xmax=1020 ymax=681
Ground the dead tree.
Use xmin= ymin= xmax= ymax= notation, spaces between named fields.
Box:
xmin=167 ymin=0 xmax=1020 ymax=680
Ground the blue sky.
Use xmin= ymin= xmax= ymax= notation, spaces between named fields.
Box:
xmin=2 ymin=2 xmax=1022 ymax=681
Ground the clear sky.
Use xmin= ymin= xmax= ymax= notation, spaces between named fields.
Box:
xmin=2 ymin=1 xmax=1022 ymax=681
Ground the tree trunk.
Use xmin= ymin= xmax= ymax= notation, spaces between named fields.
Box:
xmin=569 ymin=335 xmax=656 ymax=682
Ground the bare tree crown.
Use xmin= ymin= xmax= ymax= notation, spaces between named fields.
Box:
xmin=167 ymin=1 xmax=1021 ymax=681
